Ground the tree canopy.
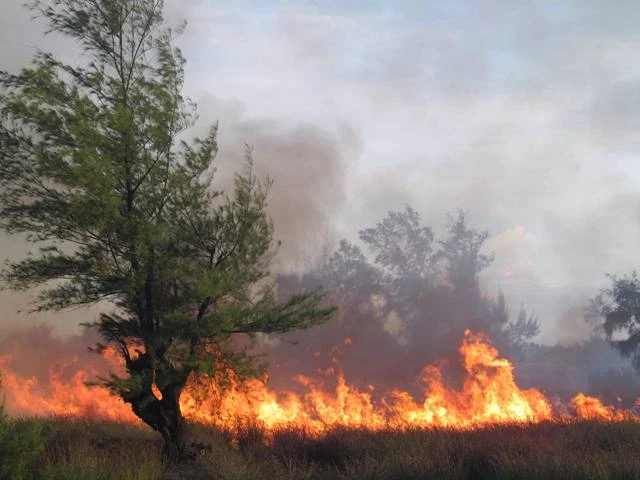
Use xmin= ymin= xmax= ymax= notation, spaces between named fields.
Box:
xmin=591 ymin=272 xmax=640 ymax=371
xmin=268 ymin=206 xmax=540 ymax=389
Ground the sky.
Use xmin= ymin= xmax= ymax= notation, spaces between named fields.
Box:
xmin=2 ymin=0 xmax=640 ymax=344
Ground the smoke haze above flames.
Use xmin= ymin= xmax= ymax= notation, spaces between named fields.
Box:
xmin=2 ymin=0 xmax=640 ymax=344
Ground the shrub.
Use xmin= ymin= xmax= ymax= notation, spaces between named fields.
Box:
xmin=0 ymin=403 xmax=46 ymax=480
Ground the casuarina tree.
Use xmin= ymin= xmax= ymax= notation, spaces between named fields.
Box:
xmin=0 ymin=0 xmax=334 ymax=460
xmin=591 ymin=272 xmax=640 ymax=371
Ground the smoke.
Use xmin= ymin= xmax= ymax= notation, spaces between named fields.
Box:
xmin=4 ymin=0 xmax=640 ymax=343
xmin=190 ymin=94 xmax=358 ymax=272
xmin=2 ymin=0 xmax=640 ymax=410
xmin=0 ymin=325 xmax=105 ymax=382
xmin=554 ymin=305 xmax=597 ymax=346
xmin=0 ymin=1 xmax=42 ymax=73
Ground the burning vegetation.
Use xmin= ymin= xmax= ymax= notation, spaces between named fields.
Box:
xmin=1 ymin=179 xmax=639 ymax=448
xmin=1 ymin=328 xmax=636 ymax=436
xmin=3 ymin=3 xmax=640 ymax=476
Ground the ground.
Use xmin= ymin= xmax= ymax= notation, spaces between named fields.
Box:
xmin=3 ymin=417 xmax=640 ymax=479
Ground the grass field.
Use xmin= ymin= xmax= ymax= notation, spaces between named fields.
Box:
xmin=2 ymin=415 xmax=640 ymax=479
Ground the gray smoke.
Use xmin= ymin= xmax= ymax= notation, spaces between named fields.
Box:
xmin=3 ymin=0 xmax=640 ymax=348
xmin=190 ymin=95 xmax=358 ymax=272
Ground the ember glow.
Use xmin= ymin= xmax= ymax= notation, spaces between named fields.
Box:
xmin=0 ymin=330 xmax=636 ymax=432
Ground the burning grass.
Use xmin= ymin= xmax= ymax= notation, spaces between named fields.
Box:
xmin=4 ymin=330 xmax=636 ymax=434
xmin=2 ymin=329 xmax=640 ymax=477
xmin=3 ymin=417 xmax=640 ymax=479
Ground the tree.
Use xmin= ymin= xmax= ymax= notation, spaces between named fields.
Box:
xmin=433 ymin=210 xmax=494 ymax=292
xmin=322 ymin=239 xmax=380 ymax=299
xmin=505 ymin=305 xmax=541 ymax=348
xmin=319 ymin=207 xmax=538 ymax=361
xmin=0 ymin=0 xmax=334 ymax=460
xmin=359 ymin=205 xmax=434 ymax=286
xmin=590 ymin=272 xmax=640 ymax=371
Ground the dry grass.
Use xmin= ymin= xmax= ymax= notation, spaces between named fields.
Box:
xmin=3 ymin=417 xmax=640 ymax=479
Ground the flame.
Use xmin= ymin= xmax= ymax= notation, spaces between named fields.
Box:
xmin=0 ymin=330 xmax=636 ymax=433
xmin=386 ymin=330 xmax=553 ymax=427
xmin=570 ymin=393 xmax=632 ymax=421
xmin=0 ymin=354 xmax=137 ymax=422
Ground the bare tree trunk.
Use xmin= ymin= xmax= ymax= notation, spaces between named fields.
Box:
xmin=130 ymin=384 xmax=187 ymax=463
xmin=158 ymin=385 xmax=186 ymax=462
xmin=159 ymin=415 xmax=186 ymax=462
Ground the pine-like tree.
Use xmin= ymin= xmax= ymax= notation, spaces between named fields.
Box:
xmin=0 ymin=0 xmax=334 ymax=460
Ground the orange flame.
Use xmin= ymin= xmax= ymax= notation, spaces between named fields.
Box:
xmin=570 ymin=393 xmax=632 ymax=421
xmin=0 ymin=330 xmax=636 ymax=432
xmin=386 ymin=330 xmax=553 ymax=427
xmin=0 ymin=354 xmax=137 ymax=422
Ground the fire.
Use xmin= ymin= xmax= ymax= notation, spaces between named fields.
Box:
xmin=386 ymin=330 xmax=553 ymax=427
xmin=0 ymin=354 xmax=137 ymax=422
xmin=0 ymin=330 xmax=636 ymax=433
xmin=570 ymin=393 xmax=632 ymax=421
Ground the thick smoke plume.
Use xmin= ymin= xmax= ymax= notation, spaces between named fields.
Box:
xmin=192 ymin=94 xmax=358 ymax=272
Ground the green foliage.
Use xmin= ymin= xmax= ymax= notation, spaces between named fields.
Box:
xmin=0 ymin=405 xmax=46 ymax=480
xmin=591 ymin=271 xmax=640 ymax=370
xmin=0 ymin=0 xmax=334 ymax=445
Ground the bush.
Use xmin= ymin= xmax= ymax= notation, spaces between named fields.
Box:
xmin=0 ymin=403 xmax=46 ymax=480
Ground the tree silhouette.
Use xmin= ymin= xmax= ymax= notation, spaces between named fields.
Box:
xmin=591 ymin=272 xmax=640 ymax=371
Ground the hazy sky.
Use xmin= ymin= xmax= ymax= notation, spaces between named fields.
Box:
xmin=2 ymin=0 xmax=640 ymax=344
